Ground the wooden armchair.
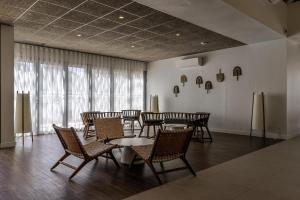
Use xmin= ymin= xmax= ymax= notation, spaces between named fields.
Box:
xmin=51 ymin=124 xmax=119 ymax=180
xmin=81 ymin=111 xmax=99 ymax=138
xmin=122 ymin=110 xmax=142 ymax=133
xmin=139 ymin=112 xmax=164 ymax=138
xmin=132 ymin=128 xmax=196 ymax=184
xmin=95 ymin=117 xmax=135 ymax=143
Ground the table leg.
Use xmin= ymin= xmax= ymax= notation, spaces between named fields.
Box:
xmin=120 ymin=147 xmax=144 ymax=165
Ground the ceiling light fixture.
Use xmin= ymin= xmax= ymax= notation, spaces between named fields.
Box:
xmin=131 ymin=45 xmax=135 ymax=48
xmin=175 ymin=33 xmax=181 ymax=37
xmin=200 ymin=41 xmax=208 ymax=45
xmin=77 ymin=34 xmax=82 ymax=37
xmin=119 ymin=16 xmax=125 ymax=19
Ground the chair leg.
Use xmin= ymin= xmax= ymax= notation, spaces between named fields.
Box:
xmin=132 ymin=120 xmax=135 ymax=134
xmin=205 ymin=126 xmax=213 ymax=142
xmin=153 ymin=125 xmax=156 ymax=137
xmin=146 ymin=161 xmax=162 ymax=184
xmin=69 ymin=160 xmax=89 ymax=180
xmin=137 ymin=119 xmax=142 ymax=128
xmin=130 ymin=154 xmax=137 ymax=168
xmin=200 ymin=126 xmax=204 ymax=141
xmin=139 ymin=125 xmax=144 ymax=137
xmin=51 ymin=153 xmax=70 ymax=171
xmin=181 ymin=157 xmax=196 ymax=176
xmin=147 ymin=125 xmax=150 ymax=138
xmin=159 ymin=124 xmax=163 ymax=131
xmin=108 ymin=152 xmax=120 ymax=168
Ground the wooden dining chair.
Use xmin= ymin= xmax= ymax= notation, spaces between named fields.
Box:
xmin=94 ymin=117 xmax=135 ymax=143
xmin=139 ymin=112 xmax=164 ymax=138
xmin=122 ymin=110 xmax=142 ymax=133
xmin=51 ymin=124 xmax=119 ymax=180
xmin=132 ymin=128 xmax=196 ymax=184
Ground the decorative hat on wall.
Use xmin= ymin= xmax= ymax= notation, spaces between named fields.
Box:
xmin=216 ymin=69 xmax=225 ymax=82
xmin=196 ymin=76 xmax=203 ymax=88
xmin=173 ymin=85 xmax=180 ymax=97
xmin=205 ymin=81 xmax=213 ymax=93
xmin=233 ymin=66 xmax=242 ymax=80
xmin=180 ymin=74 xmax=188 ymax=86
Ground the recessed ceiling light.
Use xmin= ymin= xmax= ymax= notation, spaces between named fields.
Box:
xmin=77 ymin=34 xmax=82 ymax=37
xmin=201 ymin=41 xmax=208 ymax=45
xmin=175 ymin=33 xmax=181 ymax=37
xmin=119 ymin=16 xmax=124 ymax=19
xmin=131 ymin=45 xmax=135 ymax=48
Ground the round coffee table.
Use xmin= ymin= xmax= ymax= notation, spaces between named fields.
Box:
xmin=110 ymin=137 xmax=154 ymax=165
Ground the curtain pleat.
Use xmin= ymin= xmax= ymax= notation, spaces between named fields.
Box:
xmin=14 ymin=43 xmax=146 ymax=134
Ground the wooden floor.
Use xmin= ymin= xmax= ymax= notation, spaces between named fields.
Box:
xmin=0 ymin=132 xmax=280 ymax=200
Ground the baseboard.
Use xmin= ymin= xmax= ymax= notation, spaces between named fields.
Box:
xmin=0 ymin=141 xmax=16 ymax=148
xmin=210 ymin=128 xmax=287 ymax=140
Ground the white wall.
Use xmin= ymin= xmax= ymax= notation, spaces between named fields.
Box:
xmin=147 ymin=39 xmax=287 ymax=139
xmin=287 ymin=39 xmax=300 ymax=138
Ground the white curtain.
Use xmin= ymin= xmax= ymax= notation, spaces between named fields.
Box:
xmin=91 ymin=55 xmax=111 ymax=111
xmin=14 ymin=44 xmax=38 ymax=134
xmin=39 ymin=48 xmax=65 ymax=133
xmin=14 ymin=43 xmax=146 ymax=134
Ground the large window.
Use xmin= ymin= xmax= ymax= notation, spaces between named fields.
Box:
xmin=14 ymin=43 xmax=146 ymax=134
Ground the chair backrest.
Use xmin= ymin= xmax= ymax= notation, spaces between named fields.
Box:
xmin=81 ymin=111 xmax=101 ymax=125
xmin=163 ymin=112 xmax=188 ymax=124
xmin=94 ymin=118 xmax=124 ymax=141
xmin=150 ymin=128 xmax=194 ymax=161
xmin=122 ymin=110 xmax=141 ymax=119
xmin=98 ymin=112 xmax=122 ymax=119
xmin=53 ymin=124 xmax=86 ymax=157
xmin=141 ymin=112 xmax=164 ymax=122
xmin=195 ymin=112 xmax=210 ymax=126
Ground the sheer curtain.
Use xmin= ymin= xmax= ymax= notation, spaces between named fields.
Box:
xmin=113 ymin=59 xmax=131 ymax=112
xmin=67 ymin=52 xmax=89 ymax=128
xmin=14 ymin=43 xmax=146 ymax=134
xmin=14 ymin=44 xmax=38 ymax=134
xmin=91 ymin=56 xmax=111 ymax=111
xmin=39 ymin=48 xmax=65 ymax=133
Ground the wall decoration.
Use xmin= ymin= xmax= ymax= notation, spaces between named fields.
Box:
xmin=180 ymin=74 xmax=188 ymax=86
xmin=196 ymin=76 xmax=203 ymax=88
xmin=173 ymin=85 xmax=180 ymax=97
xmin=233 ymin=66 xmax=242 ymax=80
xmin=205 ymin=81 xmax=213 ymax=93
xmin=216 ymin=69 xmax=225 ymax=82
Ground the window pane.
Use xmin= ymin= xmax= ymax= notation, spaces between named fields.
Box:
xmin=114 ymin=65 xmax=130 ymax=111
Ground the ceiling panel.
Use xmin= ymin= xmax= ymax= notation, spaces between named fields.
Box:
xmin=2 ymin=0 xmax=244 ymax=61
xmin=75 ymin=1 xmax=114 ymax=17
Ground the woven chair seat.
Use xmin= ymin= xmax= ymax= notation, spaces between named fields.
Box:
xmin=132 ymin=145 xmax=184 ymax=162
xmin=83 ymin=142 xmax=115 ymax=158
xmin=131 ymin=145 xmax=153 ymax=160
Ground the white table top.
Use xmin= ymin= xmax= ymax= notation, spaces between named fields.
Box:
xmin=110 ymin=137 xmax=154 ymax=147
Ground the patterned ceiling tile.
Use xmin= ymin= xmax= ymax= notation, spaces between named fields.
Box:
xmin=61 ymin=10 xmax=97 ymax=24
xmin=14 ymin=19 xmax=45 ymax=31
xmin=121 ymin=2 xmax=156 ymax=17
xmin=93 ymin=0 xmax=132 ymax=9
xmin=147 ymin=23 xmax=174 ymax=35
xmin=75 ymin=0 xmax=114 ymax=17
xmin=127 ymin=17 xmax=153 ymax=29
xmin=30 ymin=1 xmax=69 ymax=17
xmin=43 ymin=25 xmax=70 ymax=34
xmin=103 ymin=10 xmax=138 ymax=23
xmin=0 ymin=0 xmax=36 ymax=9
xmin=76 ymin=25 xmax=105 ymax=36
xmin=42 ymin=0 xmax=85 ymax=9
xmin=131 ymin=30 xmax=157 ymax=39
xmin=20 ymin=11 xmax=57 ymax=24
xmin=90 ymin=31 xmax=124 ymax=42
xmin=112 ymin=25 xmax=139 ymax=35
xmin=117 ymin=35 xmax=142 ymax=43
xmin=50 ymin=18 xmax=83 ymax=30
xmin=0 ymin=5 xmax=25 ymax=23
xmin=89 ymin=18 xmax=120 ymax=29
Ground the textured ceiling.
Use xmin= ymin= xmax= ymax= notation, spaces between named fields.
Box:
xmin=0 ymin=0 xmax=244 ymax=61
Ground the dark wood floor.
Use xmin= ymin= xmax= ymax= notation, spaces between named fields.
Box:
xmin=0 ymin=132 xmax=280 ymax=200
